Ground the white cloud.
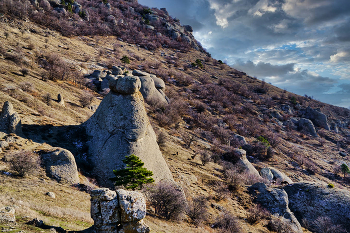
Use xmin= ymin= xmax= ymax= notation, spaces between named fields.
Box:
xmin=330 ymin=51 xmax=349 ymax=63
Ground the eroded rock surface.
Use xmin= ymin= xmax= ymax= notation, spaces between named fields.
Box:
xmin=90 ymin=188 xmax=150 ymax=233
xmin=0 ymin=101 xmax=22 ymax=135
xmin=284 ymin=182 xmax=350 ymax=231
xmin=249 ymin=183 xmax=302 ymax=233
xmin=84 ymin=76 xmax=173 ymax=186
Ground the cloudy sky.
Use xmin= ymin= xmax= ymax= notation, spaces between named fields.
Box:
xmin=139 ymin=0 xmax=350 ymax=108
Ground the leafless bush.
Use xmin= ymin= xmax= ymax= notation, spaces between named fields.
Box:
xmin=267 ymin=214 xmax=295 ymax=233
xmin=187 ymin=196 xmax=208 ymax=226
xmin=20 ymin=68 xmax=29 ymax=76
xmin=79 ymin=91 xmax=94 ymax=108
xmin=19 ymin=82 xmax=34 ymax=92
xmin=200 ymin=151 xmax=211 ymax=166
xmin=148 ymin=181 xmax=187 ymax=220
xmin=9 ymin=151 xmax=40 ymax=177
xmin=313 ymin=216 xmax=346 ymax=233
xmin=247 ymin=204 xmax=270 ymax=224
xmin=42 ymin=93 xmax=52 ymax=106
xmin=213 ymin=211 xmax=241 ymax=233
xmin=157 ymin=131 xmax=167 ymax=147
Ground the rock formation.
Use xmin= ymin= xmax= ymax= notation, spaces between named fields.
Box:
xmin=41 ymin=148 xmax=80 ymax=184
xmin=84 ymin=76 xmax=173 ymax=186
xmin=90 ymin=188 xmax=150 ymax=233
xmin=0 ymin=101 xmax=22 ymax=135
xmin=249 ymin=183 xmax=302 ymax=233
xmin=284 ymin=182 xmax=350 ymax=231
xmin=260 ymin=167 xmax=293 ymax=184
xmin=304 ymin=107 xmax=330 ymax=130
xmin=298 ymin=118 xmax=318 ymax=137
xmin=234 ymin=149 xmax=261 ymax=177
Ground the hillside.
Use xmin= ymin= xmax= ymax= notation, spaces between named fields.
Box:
xmin=0 ymin=0 xmax=350 ymax=233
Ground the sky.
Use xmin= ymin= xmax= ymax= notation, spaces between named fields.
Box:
xmin=139 ymin=0 xmax=350 ymax=108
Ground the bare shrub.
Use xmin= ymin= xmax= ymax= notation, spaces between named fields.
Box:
xmin=20 ymin=68 xmax=29 ymax=76
xmin=313 ymin=216 xmax=345 ymax=233
xmin=247 ymin=204 xmax=270 ymax=224
xmin=213 ymin=211 xmax=241 ymax=233
xmin=148 ymin=181 xmax=187 ymax=220
xmin=157 ymin=131 xmax=167 ymax=147
xmin=19 ymin=82 xmax=34 ymax=92
xmin=79 ymin=91 xmax=94 ymax=108
xmin=42 ymin=93 xmax=52 ymax=105
xmin=9 ymin=151 xmax=40 ymax=177
xmin=187 ymin=196 xmax=208 ymax=226
xmin=267 ymin=214 xmax=295 ymax=233
xmin=200 ymin=151 xmax=211 ymax=166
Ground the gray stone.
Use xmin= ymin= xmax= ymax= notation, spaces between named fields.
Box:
xmin=90 ymin=188 xmax=150 ymax=233
xmin=145 ymin=25 xmax=155 ymax=30
xmin=234 ymin=149 xmax=261 ymax=177
xmin=114 ymin=76 xmax=141 ymax=95
xmin=0 ymin=141 xmax=9 ymax=149
xmin=233 ymin=134 xmax=247 ymax=145
xmin=284 ymin=182 xmax=350 ymax=231
xmin=0 ymin=206 xmax=15 ymax=223
xmin=340 ymin=151 xmax=347 ymax=157
xmin=249 ymin=183 xmax=302 ymax=233
xmin=184 ymin=25 xmax=193 ymax=32
xmin=268 ymin=167 xmax=293 ymax=184
xmin=298 ymin=118 xmax=318 ymax=137
xmin=41 ymin=148 xmax=79 ymax=184
xmin=112 ymin=66 xmax=125 ymax=75
xmin=139 ymin=76 xmax=168 ymax=107
xmin=132 ymin=70 xmax=150 ymax=77
xmin=0 ymin=101 xmax=22 ymax=135
xmin=304 ymin=107 xmax=330 ymax=130
xmin=281 ymin=104 xmax=293 ymax=114
xmin=57 ymin=94 xmax=64 ymax=106
xmin=46 ymin=192 xmax=56 ymax=198
xmin=260 ymin=168 xmax=274 ymax=181
xmin=83 ymin=80 xmax=174 ymax=186
xmin=90 ymin=70 xmax=102 ymax=79
xmin=150 ymin=75 xmax=165 ymax=90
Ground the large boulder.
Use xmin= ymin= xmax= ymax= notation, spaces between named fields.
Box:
xmin=234 ymin=149 xmax=261 ymax=177
xmin=284 ymin=182 xmax=350 ymax=231
xmin=268 ymin=167 xmax=293 ymax=184
xmin=84 ymin=76 xmax=173 ymax=186
xmin=139 ymin=76 xmax=168 ymax=107
xmin=304 ymin=107 xmax=330 ymax=130
xmin=90 ymin=188 xmax=150 ymax=233
xmin=249 ymin=183 xmax=302 ymax=233
xmin=298 ymin=118 xmax=318 ymax=137
xmin=0 ymin=101 xmax=22 ymax=135
xmin=41 ymin=148 xmax=80 ymax=184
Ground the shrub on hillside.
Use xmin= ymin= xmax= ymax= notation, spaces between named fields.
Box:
xmin=148 ymin=181 xmax=187 ymax=220
xmin=187 ymin=196 xmax=208 ymax=226
xmin=79 ymin=91 xmax=94 ymax=108
xmin=9 ymin=151 xmax=40 ymax=177
xmin=213 ymin=212 xmax=241 ymax=233
xmin=247 ymin=204 xmax=270 ymax=224
xmin=267 ymin=214 xmax=295 ymax=233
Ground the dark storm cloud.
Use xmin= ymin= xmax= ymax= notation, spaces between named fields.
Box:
xmin=139 ymin=0 xmax=350 ymax=107
xmin=233 ymin=60 xmax=295 ymax=77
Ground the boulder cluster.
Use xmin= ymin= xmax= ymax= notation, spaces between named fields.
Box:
xmin=90 ymin=188 xmax=150 ymax=233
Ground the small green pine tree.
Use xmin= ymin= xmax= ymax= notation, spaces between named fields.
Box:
xmin=341 ymin=163 xmax=350 ymax=178
xmin=121 ymin=55 xmax=130 ymax=64
xmin=110 ymin=154 xmax=154 ymax=190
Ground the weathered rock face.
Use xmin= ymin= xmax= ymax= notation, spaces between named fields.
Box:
xmin=298 ymin=118 xmax=318 ymax=137
xmin=41 ymin=148 xmax=80 ymax=184
xmin=0 ymin=101 xmax=22 ymax=135
xmin=262 ymin=167 xmax=293 ymax=184
xmin=90 ymin=188 xmax=150 ymax=233
xmin=84 ymin=76 xmax=173 ymax=186
xmin=304 ymin=107 xmax=330 ymax=130
xmin=249 ymin=183 xmax=302 ymax=233
xmin=234 ymin=149 xmax=261 ymax=178
xmin=284 ymin=182 xmax=350 ymax=231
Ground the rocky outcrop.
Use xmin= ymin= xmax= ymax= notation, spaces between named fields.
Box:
xmin=234 ymin=149 xmax=261 ymax=177
xmin=249 ymin=183 xmax=302 ymax=233
xmin=260 ymin=167 xmax=293 ymax=184
xmin=304 ymin=107 xmax=330 ymax=130
xmin=90 ymin=188 xmax=150 ymax=233
xmin=41 ymin=148 xmax=80 ymax=184
xmin=0 ymin=101 xmax=22 ymax=135
xmin=132 ymin=70 xmax=168 ymax=106
xmin=284 ymin=182 xmax=350 ymax=231
xmin=298 ymin=118 xmax=318 ymax=137
xmin=84 ymin=76 xmax=173 ymax=186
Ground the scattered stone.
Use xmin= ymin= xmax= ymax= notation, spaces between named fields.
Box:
xmin=233 ymin=134 xmax=247 ymax=145
xmin=340 ymin=151 xmax=347 ymax=157
xmin=234 ymin=149 xmax=261 ymax=177
xmin=268 ymin=167 xmax=293 ymax=184
xmin=0 ymin=206 xmax=15 ymax=223
xmin=112 ymin=66 xmax=125 ymax=75
xmin=298 ymin=118 xmax=318 ymax=137
xmin=0 ymin=141 xmax=9 ymax=149
xmin=91 ymin=188 xmax=150 ymax=233
xmin=260 ymin=168 xmax=274 ymax=181
xmin=57 ymin=93 xmax=64 ymax=106
xmin=46 ymin=192 xmax=56 ymax=198
xmin=249 ymin=183 xmax=302 ymax=233
xmin=304 ymin=107 xmax=330 ymax=130
xmin=0 ymin=101 xmax=22 ymax=136
xmin=281 ymin=104 xmax=293 ymax=114
xmin=132 ymin=70 xmax=149 ymax=77
xmin=41 ymin=148 xmax=80 ymax=184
